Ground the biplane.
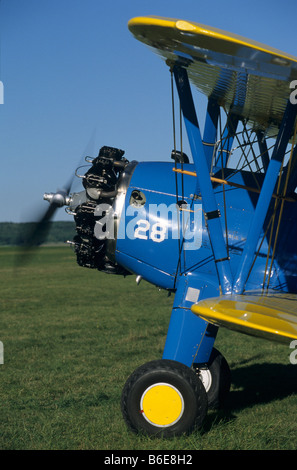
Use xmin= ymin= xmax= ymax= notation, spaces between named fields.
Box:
xmin=24 ymin=16 xmax=297 ymax=436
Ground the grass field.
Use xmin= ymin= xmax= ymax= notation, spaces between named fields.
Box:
xmin=1 ymin=246 xmax=297 ymax=450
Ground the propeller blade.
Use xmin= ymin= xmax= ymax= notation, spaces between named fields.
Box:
xmin=15 ymin=130 xmax=97 ymax=265
xmin=15 ymin=194 xmax=67 ymax=266
xmin=24 ymin=191 xmax=69 ymax=247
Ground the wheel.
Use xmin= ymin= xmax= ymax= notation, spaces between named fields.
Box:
xmin=121 ymin=359 xmax=208 ymax=437
xmin=193 ymin=348 xmax=231 ymax=409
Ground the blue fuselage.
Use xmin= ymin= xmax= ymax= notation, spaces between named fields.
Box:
xmin=113 ymin=161 xmax=297 ymax=296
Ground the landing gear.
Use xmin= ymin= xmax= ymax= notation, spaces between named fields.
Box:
xmin=121 ymin=359 xmax=208 ymax=437
xmin=193 ymin=348 xmax=231 ymax=409
xmin=121 ymin=349 xmax=231 ymax=436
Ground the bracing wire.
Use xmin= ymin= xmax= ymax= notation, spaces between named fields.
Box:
xmin=179 ymin=103 xmax=187 ymax=272
xmin=218 ymin=110 xmax=230 ymax=258
xmin=171 ymin=71 xmax=182 ymax=282
xmin=170 ymin=70 xmax=188 ymax=278
xmin=265 ymin=121 xmax=297 ymax=290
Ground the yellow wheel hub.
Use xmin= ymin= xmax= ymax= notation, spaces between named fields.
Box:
xmin=140 ymin=382 xmax=184 ymax=427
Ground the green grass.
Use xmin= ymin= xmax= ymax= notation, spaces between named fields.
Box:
xmin=1 ymin=246 xmax=297 ymax=450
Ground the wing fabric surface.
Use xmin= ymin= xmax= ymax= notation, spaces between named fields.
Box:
xmin=191 ymin=291 xmax=297 ymax=343
xmin=128 ymin=16 xmax=297 ymax=135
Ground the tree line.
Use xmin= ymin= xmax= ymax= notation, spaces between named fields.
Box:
xmin=0 ymin=222 xmax=76 ymax=246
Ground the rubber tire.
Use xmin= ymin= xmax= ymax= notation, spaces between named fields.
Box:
xmin=193 ymin=348 xmax=231 ymax=409
xmin=121 ymin=359 xmax=208 ymax=437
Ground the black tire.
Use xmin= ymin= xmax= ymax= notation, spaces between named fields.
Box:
xmin=193 ymin=348 xmax=231 ymax=409
xmin=121 ymin=359 xmax=208 ymax=437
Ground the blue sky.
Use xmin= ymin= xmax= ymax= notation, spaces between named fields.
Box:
xmin=1 ymin=0 xmax=297 ymax=222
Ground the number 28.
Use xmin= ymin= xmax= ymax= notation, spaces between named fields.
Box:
xmin=134 ymin=219 xmax=167 ymax=243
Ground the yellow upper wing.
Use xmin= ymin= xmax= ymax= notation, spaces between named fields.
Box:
xmin=129 ymin=16 xmax=297 ymax=135
xmin=191 ymin=291 xmax=297 ymax=344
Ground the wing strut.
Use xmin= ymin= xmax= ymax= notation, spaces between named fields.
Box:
xmin=216 ymin=112 xmax=239 ymax=169
xmin=203 ymin=98 xmax=219 ymax=171
xmin=233 ymin=99 xmax=297 ymax=294
xmin=256 ymin=131 xmax=270 ymax=172
xmin=173 ymin=65 xmax=233 ymax=294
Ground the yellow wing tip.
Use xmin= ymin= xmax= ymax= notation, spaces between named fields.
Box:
xmin=128 ymin=16 xmax=177 ymax=31
xmin=191 ymin=296 xmax=297 ymax=343
xmin=128 ymin=15 xmax=297 ymax=64
xmin=128 ymin=16 xmax=209 ymax=35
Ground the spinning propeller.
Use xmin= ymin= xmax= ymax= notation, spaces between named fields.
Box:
xmin=27 ymin=185 xmax=72 ymax=247
xmin=16 ymin=134 xmax=130 ymax=271
xmin=16 ymin=133 xmax=97 ymax=264
xmin=15 ymin=179 xmax=75 ymax=267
